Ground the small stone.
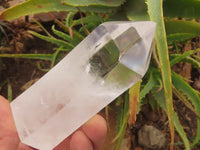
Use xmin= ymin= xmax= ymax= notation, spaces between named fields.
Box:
xmin=120 ymin=138 xmax=131 ymax=150
xmin=138 ymin=125 xmax=166 ymax=149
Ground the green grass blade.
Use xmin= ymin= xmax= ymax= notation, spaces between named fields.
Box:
xmin=51 ymin=25 xmax=79 ymax=46
xmin=140 ymin=71 xmax=156 ymax=100
xmin=172 ymin=86 xmax=200 ymax=119
xmin=29 ymin=31 xmax=74 ymax=50
xmin=54 ymin=19 xmax=85 ymax=41
xmin=7 ymin=82 xmax=12 ymax=102
xmin=172 ymin=72 xmax=200 ymax=146
xmin=163 ymin=0 xmax=200 ymax=19
xmin=115 ymin=92 xmax=129 ymax=150
xmin=34 ymin=19 xmax=52 ymax=37
xmin=186 ymin=56 xmax=200 ymax=69
xmin=147 ymin=0 xmax=174 ymax=148
xmin=170 ymin=49 xmax=200 ymax=66
xmin=116 ymin=96 xmax=124 ymax=134
xmin=152 ymin=88 xmax=190 ymax=150
xmin=185 ymin=56 xmax=200 ymax=70
xmin=170 ymin=54 xmax=200 ymax=70
xmin=65 ymin=11 xmax=77 ymax=28
xmin=50 ymin=50 xmax=60 ymax=68
xmin=0 ymin=53 xmax=53 ymax=60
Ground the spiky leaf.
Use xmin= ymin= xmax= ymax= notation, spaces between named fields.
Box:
xmin=147 ymin=0 xmax=174 ymax=148
xmin=0 ymin=0 xmax=117 ymax=21
xmin=126 ymin=0 xmax=149 ymax=21
xmin=164 ymin=0 xmax=200 ymax=19
xmin=61 ymin=0 xmax=126 ymax=7
xmin=152 ymin=88 xmax=190 ymax=150
xmin=172 ymin=72 xmax=200 ymax=146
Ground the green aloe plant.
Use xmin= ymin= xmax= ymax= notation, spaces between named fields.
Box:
xmin=0 ymin=0 xmax=200 ymax=149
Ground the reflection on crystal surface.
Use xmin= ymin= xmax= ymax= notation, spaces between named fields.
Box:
xmin=11 ymin=21 xmax=156 ymax=150
xmin=89 ymin=39 xmax=120 ymax=77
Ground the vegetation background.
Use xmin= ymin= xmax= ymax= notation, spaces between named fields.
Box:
xmin=0 ymin=0 xmax=200 ymax=149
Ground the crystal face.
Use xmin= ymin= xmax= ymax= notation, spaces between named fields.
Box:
xmin=11 ymin=21 xmax=156 ymax=150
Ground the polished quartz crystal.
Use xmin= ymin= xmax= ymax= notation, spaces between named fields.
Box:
xmin=11 ymin=21 xmax=156 ymax=150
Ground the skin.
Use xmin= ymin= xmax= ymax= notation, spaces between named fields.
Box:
xmin=0 ymin=95 xmax=107 ymax=150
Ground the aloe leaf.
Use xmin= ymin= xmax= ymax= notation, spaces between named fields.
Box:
xmin=172 ymin=72 xmax=200 ymax=146
xmin=165 ymin=20 xmax=200 ymax=35
xmin=61 ymin=0 xmax=126 ymax=7
xmin=116 ymin=96 xmax=124 ymax=133
xmin=29 ymin=31 xmax=74 ymax=50
xmin=126 ymin=0 xmax=149 ymax=21
xmin=167 ymin=33 xmax=199 ymax=45
xmin=114 ymin=92 xmax=129 ymax=150
xmin=0 ymin=0 xmax=117 ymax=21
xmin=50 ymin=50 xmax=60 ymax=68
xmin=147 ymin=0 xmax=174 ymax=148
xmin=172 ymin=86 xmax=200 ymax=118
xmin=129 ymin=80 xmax=142 ymax=126
xmin=72 ymin=15 xmax=103 ymax=27
xmin=0 ymin=53 xmax=53 ymax=60
xmin=170 ymin=49 xmax=200 ymax=66
xmin=152 ymin=88 xmax=190 ymax=150
xmin=163 ymin=0 xmax=200 ymax=19
xmin=165 ymin=20 xmax=200 ymax=44
xmin=115 ymin=100 xmax=123 ymax=142
xmin=0 ymin=0 xmax=74 ymax=21
xmin=140 ymin=71 xmax=156 ymax=100
xmin=138 ymin=70 xmax=156 ymax=112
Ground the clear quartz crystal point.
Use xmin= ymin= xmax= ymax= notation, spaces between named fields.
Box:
xmin=11 ymin=21 xmax=156 ymax=150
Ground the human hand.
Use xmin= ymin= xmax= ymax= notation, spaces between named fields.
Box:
xmin=0 ymin=95 xmax=107 ymax=150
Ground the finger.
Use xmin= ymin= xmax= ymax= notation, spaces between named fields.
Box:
xmin=17 ymin=143 xmax=36 ymax=150
xmin=53 ymin=136 xmax=71 ymax=150
xmin=0 ymin=95 xmax=20 ymax=150
xmin=70 ymin=130 xmax=93 ymax=150
xmin=81 ymin=114 xmax=107 ymax=150
xmin=0 ymin=95 xmax=18 ymax=133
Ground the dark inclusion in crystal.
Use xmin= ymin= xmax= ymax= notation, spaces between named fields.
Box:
xmin=89 ymin=27 xmax=141 ymax=77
